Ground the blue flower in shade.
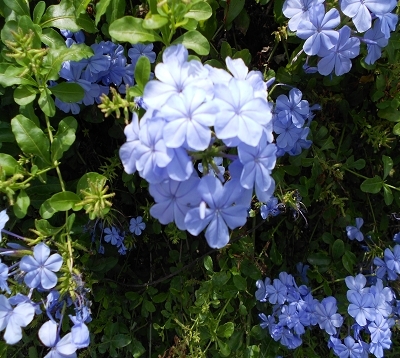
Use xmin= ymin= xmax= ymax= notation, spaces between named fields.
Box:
xmin=70 ymin=315 xmax=90 ymax=349
xmin=346 ymin=218 xmax=364 ymax=241
xmin=184 ymin=175 xmax=248 ymax=249
xmin=375 ymin=11 xmax=398 ymax=39
xmin=0 ymin=209 xmax=9 ymax=242
xmin=0 ymin=261 xmax=10 ymax=293
xmin=275 ymin=88 xmax=310 ymax=128
xmin=0 ymin=295 xmax=35 ymax=344
xmin=296 ymin=4 xmax=340 ymax=56
xmin=255 ymin=277 xmax=271 ymax=302
xmin=129 ymin=216 xmax=146 ymax=236
xmin=128 ymin=43 xmax=156 ymax=67
xmin=384 ymin=244 xmax=400 ymax=273
xmin=369 ymin=336 xmax=392 ymax=358
xmin=331 ymin=336 xmax=363 ymax=358
xmin=296 ymin=262 xmax=309 ymax=284
xmin=314 ymin=296 xmax=343 ymax=335
xmin=260 ymin=197 xmax=281 ymax=219
xmin=317 ymin=25 xmax=360 ymax=76
xmin=374 ymin=256 xmax=398 ymax=281
xmin=103 ymin=227 xmax=123 ymax=246
xmin=273 ymin=112 xmax=303 ymax=149
xmin=363 ymin=22 xmax=388 ymax=65
xmin=265 ymin=278 xmax=287 ymax=304
xmin=38 ymin=320 xmax=77 ymax=358
xmin=19 ymin=243 xmax=63 ymax=290
xmin=149 ymin=175 xmax=201 ymax=230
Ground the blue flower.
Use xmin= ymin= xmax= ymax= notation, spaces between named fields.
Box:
xmin=340 ymin=0 xmax=395 ymax=33
xmin=149 ymin=175 xmax=201 ymax=230
xmin=184 ymin=175 xmax=248 ymax=248
xmin=313 ymin=296 xmax=343 ymax=335
xmin=129 ymin=216 xmax=146 ymax=236
xmin=0 ymin=209 xmax=9 ymax=242
xmin=346 ymin=218 xmax=364 ymax=241
xmin=275 ymin=88 xmax=310 ymax=128
xmin=317 ymin=25 xmax=360 ymax=76
xmin=282 ymin=0 xmax=325 ymax=32
xmin=0 ymin=261 xmax=10 ymax=294
xmin=384 ymin=244 xmax=400 ymax=274
xmin=296 ymin=5 xmax=340 ymax=56
xmin=265 ymin=278 xmax=287 ymax=304
xmin=128 ymin=43 xmax=156 ymax=67
xmin=0 ymin=295 xmax=35 ymax=344
xmin=363 ymin=21 xmax=388 ymax=65
xmin=103 ymin=227 xmax=123 ymax=246
xmin=393 ymin=232 xmax=400 ymax=244
xmin=260 ymin=197 xmax=281 ymax=219
xmin=331 ymin=336 xmax=363 ymax=358
xmin=38 ymin=320 xmax=77 ymax=357
xmin=347 ymin=291 xmax=375 ymax=326
xmin=255 ymin=277 xmax=271 ymax=302
xmin=19 ymin=243 xmax=63 ymax=290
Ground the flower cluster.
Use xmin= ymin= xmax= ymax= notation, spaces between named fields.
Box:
xmin=257 ymin=235 xmax=400 ymax=357
xmin=120 ymin=44 xmax=317 ymax=249
xmin=283 ymin=0 xmax=398 ymax=76
xmin=55 ymin=31 xmax=156 ymax=114
xmin=0 ymin=210 xmax=91 ymax=355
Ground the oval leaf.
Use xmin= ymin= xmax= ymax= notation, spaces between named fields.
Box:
xmin=50 ymin=82 xmax=84 ymax=103
xmin=11 ymin=114 xmax=51 ymax=165
xmin=360 ymin=175 xmax=383 ymax=194
xmin=382 ymin=155 xmax=393 ymax=180
xmin=0 ymin=154 xmax=21 ymax=176
xmin=185 ymin=2 xmax=212 ymax=21
xmin=109 ymin=16 xmax=162 ymax=43
xmin=172 ymin=30 xmax=210 ymax=56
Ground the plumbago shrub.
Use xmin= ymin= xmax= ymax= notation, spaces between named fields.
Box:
xmin=0 ymin=0 xmax=399 ymax=357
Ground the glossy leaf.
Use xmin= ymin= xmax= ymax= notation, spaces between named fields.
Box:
xmin=74 ymin=0 xmax=90 ymax=15
xmin=34 ymin=219 xmax=64 ymax=237
xmin=40 ymin=191 xmax=82 ymax=219
xmin=51 ymin=117 xmax=78 ymax=161
xmin=41 ymin=28 xmax=67 ymax=48
xmin=11 ymin=114 xmax=51 ymax=165
xmin=172 ymin=30 xmax=210 ymax=55
xmin=38 ymin=88 xmax=56 ymax=117
xmin=382 ymin=155 xmax=393 ymax=180
xmin=134 ymin=56 xmax=151 ymax=91
xmin=33 ymin=1 xmax=46 ymax=24
xmin=331 ymin=239 xmax=345 ymax=259
xmin=13 ymin=190 xmax=30 ymax=218
xmin=143 ymin=13 xmax=168 ymax=30
xmin=95 ymin=0 xmax=111 ymax=26
xmin=50 ymin=82 xmax=84 ymax=103
xmin=185 ymin=2 xmax=212 ymax=21
xmin=109 ymin=16 xmax=162 ymax=43
xmin=0 ymin=154 xmax=21 ymax=176
xmin=14 ymin=86 xmax=37 ymax=106
xmin=217 ymin=322 xmax=234 ymax=338
xmin=225 ymin=0 xmax=245 ymax=25
xmin=4 ymin=0 xmax=29 ymax=16
xmin=360 ymin=175 xmax=383 ymax=194
xmin=383 ymin=184 xmax=394 ymax=206
xmin=40 ymin=0 xmax=81 ymax=31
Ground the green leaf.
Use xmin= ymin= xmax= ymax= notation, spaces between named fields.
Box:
xmin=152 ymin=292 xmax=168 ymax=303
xmin=172 ymin=30 xmax=210 ymax=56
xmin=220 ymin=41 xmax=232 ymax=60
xmin=76 ymin=12 xmax=98 ymax=33
xmin=331 ymin=239 xmax=345 ymax=260
xmin=39 ymin=191 xmax=82 ymax=219
xmin=44 ymin=44 xmax=93 ymax=81
xmin=11 ymin=114 xmax=51 ymax=165
xmin=232 ymin=49 xmax=251 ymax=66
xmin=134 ymin=56 xmax=151 ymax=91
xmin=50 ymin=82 xmax=84 ymax=103
xmin=0 ymin=66 xmax=36 ymax=87
xmin=360 ymin=175 xmax=383 ymax=194
xmin=307 ymin=252 xmax=331 ymax=266
xmin=383 ymin=185 xmax=394 ymax=206
xmin=393 ymin=122 xmax=400 ymax=135
xmin=233 ymin=275 xmax=246 ymax=291
xmin=185 ymin=1 xmax=212 ymax=21
xmin=143 ymin=13 xmax=169 ymax=30
xmin=225 ymin=0 xmax=245 ymax=25
xmin=51 ymin=117 xmax=78 ymax=161
xmin=33 ymin=1 xmax=46 ymax=24
xmin=382 ymin=155 xmax=393 ymax=180
xmin=234 ymin=8 xmax=250 ymax=35
xmin=13 ymin=190 xmax=30 ymax=218
xmin=109 ymin=16 xmax=162 ymax=43
xmin=4 ymin=0 xmax=29 ymax=16
xmin=38 ymin=88 xmax=56 ymax=117
xmin=112 ymin=334 xmax=131 ymax=349
xmin=41 ymin=28 xmax=66 ymax=48
xmin=342 ymin=250 xmax=357 ymax=274
xmin=76 ymin=172 xmax=107 ymax=195
xmin=143 ymin=300 xmax=156 ymax=313
xmin=40 ymin=0 xmax=81 ymax=31
xmin=108 ymin=0 xmax=125 ymax=24
xmin=217 ymin=322 xmax=234 ymax=338
xmin=14 ymin=86 xmax=37 ymax=106
xmin=34 ymin=219 xmax=64 ymax=237
xmin=203 ymin=255 xmax=213 ymax=272
xmin=0 ymin=154 xmax=21 ymax=176
xmin=74 ymin=0 xmax=90 ymax=15
xmin=377 ymin=107 xmax=400 ymax=122
xmin=95 ymin=0 xmax=111 ymax=26
xmin=217 ymin=338 xmax=231 ymax=356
